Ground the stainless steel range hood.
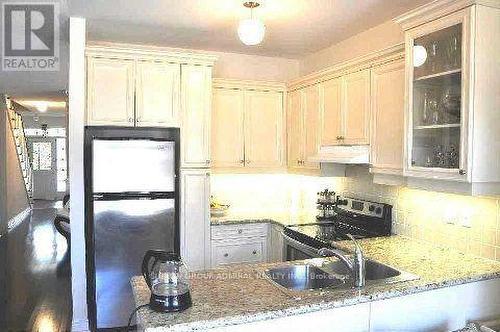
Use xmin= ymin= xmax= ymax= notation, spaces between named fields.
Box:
xmin=308 ymin=145 xmax=370 ymax=164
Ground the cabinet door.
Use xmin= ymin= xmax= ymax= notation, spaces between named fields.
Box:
xmin=211 ymin=88 xmax=245 ymax=168
xmin=320 ymin=77 xmax=343 ymax=146
xmin=343 ymin=69 xmax=371 ymax=145
xmin=211 ymin=238 xmax=267 ymax=267
xmin=86 ymin=57 xmax=135 ymax=126
xmin=135 ymin=61 xmax=180 ymax=127
xmin=269 ymin=225 xmax=284 ymax=262
xmin=180 ymin=169 xmax=210 ymax=271
xmin=287 ymin=90 xmax=304 ymax=169
xmin=244 ymin=90 xmax=284 ymax=168
xmin=371 ymin=60 xmax=405 ymax=174
xmin=303 ymin=85 xmax=320 ymax=169
xmin=181 ymin=65 xmax=212 ymax=168
xmin=405 ymin=10 xmax=470 ymax=181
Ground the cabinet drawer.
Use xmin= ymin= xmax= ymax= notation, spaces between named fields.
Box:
xmin=211 ymin=239 xmax=266 ymax=266
xmin=211 ymin=223 xmax=268 ymax=240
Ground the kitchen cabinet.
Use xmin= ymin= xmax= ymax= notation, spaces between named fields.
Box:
xmin=268 ymin=224 xmax=284 ymax=262
xmin=396 ymin=2 xmax=500 ymax=195
xmin=319 ymin=77 xmax=342 ymax=146
xmin=180 ymin=169 xmax=210 ymax=271
xmin=287 ymin=89 xmax=303 ymax=170
xmin=211 ymin=223 xmax=269 ymax=267
xmin=86 ymin=57 xmax=135 ymax=126
xmin=135 ymin=61 xmax=180 ymax=127
xmin=343 ymin=69 xmax=371 ymax=145
xmin=244 ymin=90 xmax=284 ymax=168
xmin=180 ymin=64 xmax=212 ymax=168
xmin=370 ymin=59 xmax=405 ymax=175
xmin=211 ymin=88 xmax=245 ymax=168
xmin=211 ymin=80 xmax=285 ymax=172
xmin=287 ymin=88 xmax=320 ymax=172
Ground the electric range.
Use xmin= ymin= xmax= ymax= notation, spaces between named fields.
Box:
xmin=283 ymin=196 xmax=392 ymax=261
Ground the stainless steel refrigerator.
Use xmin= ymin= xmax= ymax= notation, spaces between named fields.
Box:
xmin=84 ymin=127 xmax=180 ymax=330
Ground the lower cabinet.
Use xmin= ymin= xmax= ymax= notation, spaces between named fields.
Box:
xmin=180 ymin=169 xmax=210 ymax=271
xmin=269 ymin=224 xmax=284 ymax=262
xmin=211 ymin=223 xmax=269 ymax=267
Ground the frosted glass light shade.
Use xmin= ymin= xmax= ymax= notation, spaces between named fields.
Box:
xmin=238 ymin=18 xmax=265 ymax=46
xmin=413 ymin=45 xmax=427 ymax=67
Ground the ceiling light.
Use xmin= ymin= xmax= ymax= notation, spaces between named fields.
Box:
xmin=238 ymin=2 xmax=265 ymax=46
xmin=413 ymin=45 xmax=427 ymax=67
xmin=34 ymin=101 xmax=49 ymax=112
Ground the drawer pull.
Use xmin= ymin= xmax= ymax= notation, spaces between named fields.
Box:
xmin=252 ymin=250 xmax=257 ymax=255
xmin=223 ymin=253 xmax=228 ymax=257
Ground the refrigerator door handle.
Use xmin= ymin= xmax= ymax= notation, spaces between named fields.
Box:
xmin=93 ymin=194 xmax=104 ymax=200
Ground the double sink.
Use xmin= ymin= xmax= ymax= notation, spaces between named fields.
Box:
xmin=264 ymin=259 xmax=418 ymax=292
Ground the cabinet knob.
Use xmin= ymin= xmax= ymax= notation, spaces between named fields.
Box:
xmin=240 ymin=159 xmax=245 ymax=164
xmin=246 ymin=160 xmax=251 ymax=164
xmin=223 ymin=253 xmax=228 ymax=257
xmin=459 ymin=169 xmax=466 ymax=175
xmin=252 ymin=250 xmax=257 ymax=255
xmin=128 ymin=117 xmax=134 ymax=123
xmin=238 ymin=229 xmax=243 ymax=234
xmin=339 ymin=136 xmax=345 ymax=140
xmin=206 ymin=159 xmax=210 ymax=165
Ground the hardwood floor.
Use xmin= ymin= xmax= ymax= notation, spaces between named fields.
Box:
xmin=0 ymin=200 xmax=72 ymax=332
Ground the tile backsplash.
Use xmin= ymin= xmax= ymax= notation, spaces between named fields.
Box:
xmin=211 ymin=167 xmax=500 ymax=261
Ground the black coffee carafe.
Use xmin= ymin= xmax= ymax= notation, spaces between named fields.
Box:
xmin=141 ymin=250 xmax=192 ymax=312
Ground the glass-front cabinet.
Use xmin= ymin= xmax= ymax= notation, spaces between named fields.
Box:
xmin=405 ymin=8 xmax=471 ymax=181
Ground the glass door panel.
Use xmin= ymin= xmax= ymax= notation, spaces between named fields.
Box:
xmin=411 ymin=23 xmax=462 ymax=169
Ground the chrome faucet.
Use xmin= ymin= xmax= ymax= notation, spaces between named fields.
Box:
xmin=318 ymin=234 xmax=366 ymax=287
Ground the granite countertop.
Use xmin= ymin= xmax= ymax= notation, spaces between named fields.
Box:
xmin=210 ymin=210 xmax=319 ymax=226
xmin=131 ymin=236 xmax=500 ymax=332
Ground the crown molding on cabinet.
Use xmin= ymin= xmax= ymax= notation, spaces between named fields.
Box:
xmin=213 ymin=78 xmax=286 ymax=92
xmin=85 ymin=42 xmax=218 ymax=66
xmin=288 ymin=44 xmax=404 ymax=91
xmin=394 ymin=0 xmax=500 ymax=31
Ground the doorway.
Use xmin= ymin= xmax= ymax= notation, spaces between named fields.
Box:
xmin=30 ymin=138 xmax=58 ymax=200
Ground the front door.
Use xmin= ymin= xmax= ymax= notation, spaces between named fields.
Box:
xmin=30 ymin=138 xmax=57 ymax=200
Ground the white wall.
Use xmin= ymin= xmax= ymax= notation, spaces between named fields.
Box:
xmin=211 ymin=51 xmax=299 ymax=82
xmin=299 ymin=20 xmax=404 ymax=75
xmin=69 ymin=17 xmax=89 ymax=332
xmin=0 ymin=97 xmax=7 ymax=236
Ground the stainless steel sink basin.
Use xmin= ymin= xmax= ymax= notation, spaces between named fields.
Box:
xmin=321 ymin=259 xmax=401 ymax=280
xmin=264 ymin=259 xmax=418 ymax=291
xmin=264 ymin=264 xmax=347 ymax=291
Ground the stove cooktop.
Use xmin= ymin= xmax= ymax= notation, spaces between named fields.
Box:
xmin=284 ymin=196 xmax=392 ymax=249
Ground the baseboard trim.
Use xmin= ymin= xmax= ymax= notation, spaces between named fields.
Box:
xmin=7 ymin=206 xmax=31 ymax=231
xmin=71 ymin=318 xmax=90 ymax=332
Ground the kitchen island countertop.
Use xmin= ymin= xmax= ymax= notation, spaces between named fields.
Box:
xmin=131 ymin=236 xmax=500 ymax=332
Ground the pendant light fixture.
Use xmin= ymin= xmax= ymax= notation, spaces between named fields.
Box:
xmin=238 ymin=2 xmax=265 ymax=46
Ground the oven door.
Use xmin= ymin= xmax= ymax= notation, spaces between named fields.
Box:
xmin=282 ymin=232 xmax=321 ymax=261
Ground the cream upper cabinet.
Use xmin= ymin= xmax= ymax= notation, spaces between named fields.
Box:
xmin=320 ymin=77 xmax=343 ymax=146
xmin=135 ymin=61 xmax=180 ymax=127
xmin=86 ymin=57 xmax=135 ymax=126
xmin=303 ymin=85 xmax=320 ymax=170
xmin=343 ymin=69 xmax=371 ymax=145
xmin=244 ymin=90 xmax=284 ymax=168
xmin=181 ymin=64 xmax=212 ymax=168
xmin=395 ymin=2 xmax=500 ymax=195
xmin=211 ymin=88 xmax=245 ymax=168
xmin=370 ymin=60 xmax=405 ymax=174
xmin=211 ymin=80 xmax=286 ymax=172
xmin=287 ymin=90 xmax=303 ymax=169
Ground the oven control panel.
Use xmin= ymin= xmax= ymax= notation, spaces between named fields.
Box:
xmin=336 ymin=196 xmax=387 ymax=218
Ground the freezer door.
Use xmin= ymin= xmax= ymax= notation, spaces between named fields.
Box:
xmin=93 ymin=139 xmax=175 ymax=193
xmin=93 ymin=198 xmax=176 ymax=329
